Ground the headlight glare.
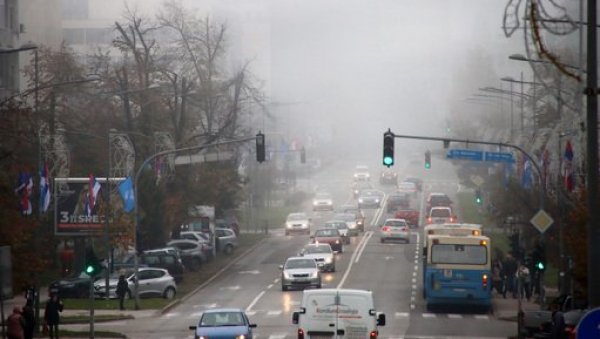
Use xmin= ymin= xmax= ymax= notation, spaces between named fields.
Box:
xmin=236 ymin=335 xmax=246 ymax=339
xmin=325 ymin=257 xmax=333 ymax=263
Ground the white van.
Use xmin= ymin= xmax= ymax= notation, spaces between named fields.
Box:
xmin=292 ymin=289 xmax=386 ymax=339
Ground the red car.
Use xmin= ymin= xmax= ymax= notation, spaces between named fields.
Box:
xmin=311 ymin=228 xmax=344 ymax=253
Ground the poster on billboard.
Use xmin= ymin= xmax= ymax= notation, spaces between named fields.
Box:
xmin=54 ymin=177 xmax=112 ymax=236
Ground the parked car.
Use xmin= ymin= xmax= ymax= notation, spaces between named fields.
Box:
xmin=323 ymin=220 xmax=350 ymax=244
xmin=167 ymin=239 xmax=210 ymax=271
xmin=521 ymin=294 xmax=588 ymax=338
xmin=280 ymin=256 xmax=322 ymax=291
xmin=94 ymin=267 xmax=177 ymax=300
xmin=215 ymin=227 xmax=238 ymax=254
xmin=189 ymin=308 xmax=257 ymax=339
xmin=178 ymin=231 xmax=214 ymax=258
xmin=141 ymin=248 xmax=185 ymax=283
xmin=300 ymin=243 xmax=336 ymax=272
xmin=311 ymin=228 xmax=344 ymax=253
xmin=49 ymin=270 xmax=103 ymax=299
xmin=284 ymin=212 xmax=312 ymax=235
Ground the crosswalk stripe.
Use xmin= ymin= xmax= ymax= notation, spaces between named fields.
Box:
xmin=267 ymin=310 xmax=282 ymax=316
xmin=422 ymin=313 xmax=436 ymax=318
xmin=474 ymin=315 xmax=489 ymax=320
xmin=447 ymin=314 xmax=462 ymax=319
xmin=394 ymin=312 xmax=410 ymax=318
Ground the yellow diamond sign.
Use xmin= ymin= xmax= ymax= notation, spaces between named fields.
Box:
xmin=530 ymin=210 xmax=554 ymax=233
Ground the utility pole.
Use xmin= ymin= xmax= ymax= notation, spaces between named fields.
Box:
xmin=585 ymin=0 xmax=599 ymax=308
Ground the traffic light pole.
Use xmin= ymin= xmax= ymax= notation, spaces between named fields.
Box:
xmin=132 ymin=136 xmax=255 ymax=310
xmin=386 ymin=132 xmax=545 ymax=209
xmin=89 ymin=276 xmax=95 ymax=339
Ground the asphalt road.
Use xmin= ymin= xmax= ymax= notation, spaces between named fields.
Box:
xmin=83 ymin=157 xmax=516 ymax=339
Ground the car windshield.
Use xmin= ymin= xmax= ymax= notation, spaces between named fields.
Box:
xmin=333 ymin=213 xmax=354 ymax=222
xmin=315 ymin=229 xmax=338 ymax=237
xmin=326 ymin=222 xmax=348 ymax=230
xmin=287 ymin=213 xmax=307 ymax=221
xmin=199 ymin=312 xmax=246 ymax=327
xmin=315 ymin=193 xmax=331 ymax=199
xmin=431 ymin=209 xmax=451 ymax=217
xmin=385 ymin=220 xmax=407 ymax=227
xmin=285 ymin=259 xmax=317 ymax=269
xmin=304 ymin=245 xmax=331 ymax=254
xmin=361 ymin=190 xmax=377 ymax=196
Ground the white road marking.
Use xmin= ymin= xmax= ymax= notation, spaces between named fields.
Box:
xmin=246 ymin=311 xmax=257 ymax=316
xmin=410 ymin=304 xmax=416 ymax=310
xmin=394 ymin=312 xmax=410 ymax=318
xmin=338 ymin=231 xmax=371 ymax=288
xmin=414 ymin=265 xmax=418 ymax=270
xmin=353 ymin=231 xmax=372 ymax=264
xmin=412 ymin=284 xmax=417 ymax=289
xmin=274 ymin=278 xmax=280 ymax=283
xmin=448 ymin=314 xmax=462 ymax=319
xmin=267 ymin=310 xmax=282 ymax=316
xmin=422 ymin=313 xmax=436 ymax=318
xmin=412 ymin=272 xmax=417 ymax=277
xmin=219 ymin=285 xmax=241 ymax=290
xmin=410 ymin=296 xmax=415 ymax=302
xmin=246 ymin=290 xmax=266 ymax=312
xmin=267 ymin=284 xmax=273 ymax=289
xmin=163 ymin=312 xmax=180 ymax=318
xmin=474 ymin=315 xmax=489 ymax=320
xmin=187 ymin=311 xmax=204 ymax=319
xmin=269 ymin=334 xmax=287 ymax=339
xmin=412 ymin=278 xmax=417 ymax=283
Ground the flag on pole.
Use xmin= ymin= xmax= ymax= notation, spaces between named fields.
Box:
xmin=40 ymin=162 xmax=51 ymax=213
xmin=564 ymin=140 xmax=575 ymax=192
xmin=87 ymin=174 xmax=101 ymax=216
xmin=521 ymin=159 xmax=532 ymax=189
xmin=118 ymin=176 xmax=135 ymax=213
xmin=15 ymin=172 xmax=33 ymax=216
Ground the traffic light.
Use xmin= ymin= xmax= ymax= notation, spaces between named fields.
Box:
xmin=425 ymin=150 xmax=431 ymax=169
xmin=475 ymin=189 xmax=483 ymax=205
xmin=84 ymin=248 xmax=102 ymax=276
xmin=532 ymin=244 xmax=546 ymax=271
xmin=256 ymin=132 xmax=265 ymax=163
xmin=300 ymin=147 xmax=306 ymax=164
xmin=382 ymin=130 xmax=394 ymax=167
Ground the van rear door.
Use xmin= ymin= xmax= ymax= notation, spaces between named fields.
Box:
xmin=336 ymin=293 xmax=371 ymax=339
xmin=304 ymin=292 xmax=338 ymax=339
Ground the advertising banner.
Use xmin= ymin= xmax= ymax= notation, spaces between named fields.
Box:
xmin=54 ymin=178 xmax=105 ymax=236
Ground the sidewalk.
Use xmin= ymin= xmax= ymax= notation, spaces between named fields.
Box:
xmin=492 ymin=286 xmax=560 ymax=321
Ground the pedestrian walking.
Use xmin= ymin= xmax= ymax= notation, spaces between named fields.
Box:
xmin=21 ymin=301 xmax=35 ymax=339
xmin=492 ymin=260 xmax=503 ymax=295
xmin=502 ymin=252 xmax=518 ymax=298
xmin=6 ymin=307 xmax=25 ymax=339
xmin=517 ymin=264 xmax=532 ymax=301
xmin=44 ymin=293 xmax=64 ymax=339
xmin=116 ymin=274 xmax=129 ymax=310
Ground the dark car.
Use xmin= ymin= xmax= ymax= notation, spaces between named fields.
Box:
xmin=426 ymin=193 xmax=453 ymax=210
xmin=311 ymin=228 xmax=344 ymax=253
xmin=404 ymin=177 xmax=423 ymax=192
xmin=352 ymin=181 xmax=373 ymax=198
xmin=358 ymin=189 xmax=383 ymax=209
xmin=141 ymin=249 xmax=185 ymax=283
xmin=49 ymin=270 xmax=103 ymax=299
xmin=386 ymin=191 xmax=410 ymax=212
xmin=380 ymin=170 xmax=398 ymax=185
xmin=340 ymin=205 xmax=365 ymax=232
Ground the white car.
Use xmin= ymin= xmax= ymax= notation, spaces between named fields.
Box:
xmin=94 ymin=267 xmax=177 ymax=299
xmin=312 ymin=192 xmax=334 ymax=211
xmin=397 ymin=181 xmax=418 ymax=196
xmin=379 ymin=218 xmax=410 ymax=243
xmin=300 ymin=243 xmax=336 ymax=272
xmin=285 ymin=212 xmax=312 ymax=235
xmin=427 ymin=207 xmax=456 ymax=224
xmin=353 ymin=165 xmax=370 ymax=181
xmin=280 ymin=257 xmax=322 ymax=291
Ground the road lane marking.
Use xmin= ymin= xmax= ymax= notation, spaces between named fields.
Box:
xmin=267 ymin=310 xmax=282 ymax=316
xmin=267 ymin=284 xmax=273 ymax=289
xmin=448 ymin=314 xmax=462 ymax=319
xmin=474 ymin=315 xmax=489 ymax=320
xmin=269 ymin=334 xmax=287 ymax=339
xmin=354 ymin=231 xmax=373 ymax=264
xmin=246 ymin=290 xmax=266 ymax=312
xmin=164 ymin=312 xmax=180 ymax=318
xmin=422 ymin=313 xmax=436 ymax=318
xmin=246 ymin=311 xmax=257 ymax=316
xmin=338 ymin=231 xmax=371 ymax=288
xmin=187 ymin=311 xmax=203 ymax=319
xmin=394 ymin=312 xmax=410 ymax=318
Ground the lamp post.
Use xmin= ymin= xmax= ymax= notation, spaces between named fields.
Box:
xmin=132 ymin=136 xmax=256 ymax=309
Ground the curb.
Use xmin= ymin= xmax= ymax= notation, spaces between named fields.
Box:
xmin=158 ymin=235 xmax=269 ymax=314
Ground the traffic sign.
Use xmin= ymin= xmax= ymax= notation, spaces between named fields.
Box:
xmin=446 ymin=149 xmax=484 ymax=161
xmin=576 ymin=307 xmax=600 ymax=339
xmin=530 ymin=210 xmax=554 ymax=233
xmin=485 ymin=151 xmax=515 ymax=163
xmin=470 ymin=175 xmax=484 ymax=187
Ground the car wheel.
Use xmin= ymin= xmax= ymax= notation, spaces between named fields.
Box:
xmin=331 ymin=266 xmax=336 ymax=273
xmin=163 ymin=287 xmax=176 ymax=300
xmin=224 ymin=244 xmax=234 ymax=255
xmin=282 ymin=284 xmax=288 ymax=291
xmin=317 ymin=282 xmax=322 ymax=289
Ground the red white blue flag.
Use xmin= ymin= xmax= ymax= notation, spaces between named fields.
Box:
xmin=564 ymin=140 xmax=575 ymax=192
xmin=40 ymin=162 xmax=51 ymax=213
xmin=15 ymin=172 xmax=33 ymax=216
xmin=87 ymin=174 xmax=101 ymax=216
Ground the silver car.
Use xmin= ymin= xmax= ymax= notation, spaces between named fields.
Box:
xmin=285 ymin=212 xmax=312 ymax=235
xmin=379 ymin=218 xmax=410 ymax=243
xmin=166 ymin=239 xmax=210 ymax=270
xmin=280 ymin=257 xmax=322 ymax=291
xmin=323 ymin=220 xmax=350 ymax=244
xmin=312 ymin=192 xmax=334 ymax=211
xmin=215 ymin=227 xmax=238 ymax=254
xmin=93 ymin=267 xmax=177 ymax=299
xmin=300 ymin=243 xmax=336 ymax=272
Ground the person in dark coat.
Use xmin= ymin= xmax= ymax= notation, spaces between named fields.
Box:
xmin=116 ymin=274 xmax=128 ymax=310
xmin=44 ymin=293 xmax=64 ymax=339
xmin=21 ymin=301 xmax=35 ymax=339
xmin=7 ymin=307 xmax=25 ymax=339
xmin=550 ymin=303 xmax=567 ymax=339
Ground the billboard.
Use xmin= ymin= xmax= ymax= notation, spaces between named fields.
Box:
xmin=54 ymin=178 xmax=107 ymax=236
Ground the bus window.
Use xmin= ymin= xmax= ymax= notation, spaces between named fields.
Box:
xmin=430 ymin=244 xmax=487 ymax=265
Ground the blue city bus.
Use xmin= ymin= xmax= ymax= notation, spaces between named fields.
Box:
xmin=424 ymin=234 xmax=492 ymax=310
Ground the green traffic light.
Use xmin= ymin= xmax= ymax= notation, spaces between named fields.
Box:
xmin=425 ymin=163 xmax=431 ymax=169
xmin=383 ymin=156 xmax=393 ymax=166
xmin=476 ymin=197 xmax=482 ymax=204
xmin=536 ymin=262 xmax=545 ymax=270
xmin=85 ymin=265 xmax=94 ymax=274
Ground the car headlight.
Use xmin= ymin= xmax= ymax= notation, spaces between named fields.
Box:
xmin=366 ymin=174 xmax=370 ymax=178
xmin=313 ymin=201 xmax=318 ymax=205
xmin=310 ymin=271 xmax=318 ymax=278
xmin=325 ymin=257 xmax=333 ymax=263
xmin=199 ymin=336 xmax=209 ymax=339
xmin=348 ymin=223 xmax=356 ymax=229
xmin=358 ymin=198 xmax=363 ymax=203
xmin=283 ymin=271 xmax=291 ymax=279
xmin=354 ymin=190 xmax=359 ymax=194
xmin=375 ymin=199 xmax=380 ymax=203
xmin=236 ymin=335 xmax=246 ymax=339
xmin=335 ymin=240 xmax=340 ymax=244
xmin=286 ymin=223 xmax=293 ymax=228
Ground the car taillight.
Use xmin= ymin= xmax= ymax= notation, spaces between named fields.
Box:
xmin=382 ymin=226 xmax=390 ymax=232
xmin=482 ymin=274 xmax=488 ymax=288
xmin=369 ymin=330 xmax=377 ymax=339
xmin=427 ymin=217 xmax=432 ymax=223
xmin=297 ymin=329 xmax=304 ymax=339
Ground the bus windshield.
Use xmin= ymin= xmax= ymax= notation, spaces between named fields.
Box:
xmin=431 ymin=244 xmax=487 ymax=265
